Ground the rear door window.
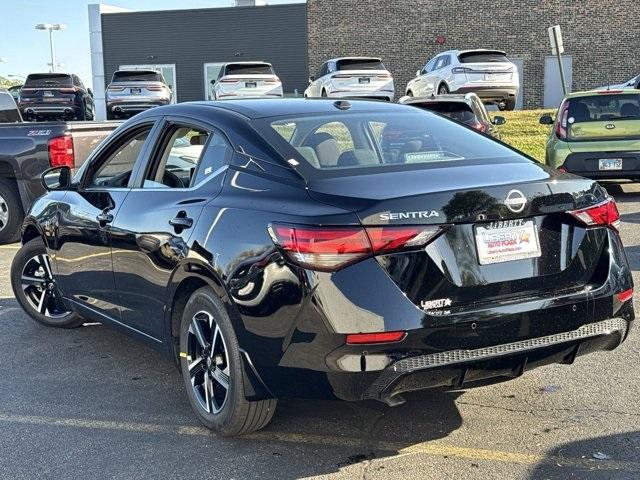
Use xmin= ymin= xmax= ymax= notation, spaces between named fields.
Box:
xmin=568 ymin=94 xmax=640 ymax=122
xmin=265 ymin=110 xmax=519 ymax=176
xmin=112 ymin=71 xmax=163 ymax=83
xmin=24 ymin=73 xmax=73 ymax=87
xmin=336 ymin=59 xmax=386 ymax=71
xmin=225 ymin=64 xmax=274 ymax=76
xmin=458 ymin=52 xmax=510 ymax=63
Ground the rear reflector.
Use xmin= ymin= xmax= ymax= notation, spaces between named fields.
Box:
xmin=48 ymin=135 xmax=74 ymax=168
xmin=269 ymin=224 xmax=445 ymax=271
xmin=617 ymin=288 xmax=633 ymax=303
xmin=346 ymin=331 xmax=406 ymax=345
xmin=569 ymin=198 xmax=620 ymax=230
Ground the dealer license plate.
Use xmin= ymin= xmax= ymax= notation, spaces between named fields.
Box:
xmin=245 ymin=82 xmax=257 ymax=88
xmin=599 ymin=158 xmax=622 ymax=170
xmin=475 ymin=219 xmax=541 ymax=265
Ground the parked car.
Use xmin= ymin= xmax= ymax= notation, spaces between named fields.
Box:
xmin=210 ymin=62 xmax=283 ymax=100
xmin=399 ymin=92 xmax=505 ymax=138
xmin=0 ymin=89 xmax=22 ymax=123
xmin=0 ymin=119 xmax=118 ymax=243
xmin=18 ymin=73 xmax=95 ymax=121
xmin=304 ymin=57 xmax=394 ymax=101
xmin=405 ymin=49 xmax=519 ymax=110
xmin=11 ymin=99 xmax=633 ymax=436
xmin=541 ymin=89 xmax=640 ymax=179
xmin=106 ymin=70 xmax=172 ymax=120
xmin=598 ymin=74 xmax=639 ymax=91
xmin=8 ymin=85 xmax=22 ymax=102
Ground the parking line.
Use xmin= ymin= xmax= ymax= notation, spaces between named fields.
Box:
xmin=0 ymin=412 xmax=638 ymax=472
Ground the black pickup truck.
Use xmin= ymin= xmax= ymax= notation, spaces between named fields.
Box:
xmin=0 ymin=111 xmax=118 ymax=243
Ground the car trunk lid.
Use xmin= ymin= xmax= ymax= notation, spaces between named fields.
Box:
xmin=307 ymin=164 xmax=609 ymax=311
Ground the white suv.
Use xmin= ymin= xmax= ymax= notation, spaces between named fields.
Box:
xmin=210 ymin=62 xmax=283 ymax=100
xmin=405 ymin=49 xmax=519 ymax=110
xmin=305 ymin=57 xmax=395 ymax=101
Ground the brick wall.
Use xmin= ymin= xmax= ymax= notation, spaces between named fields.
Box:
xmin=307 ymin=0 xmax=639 ymax=109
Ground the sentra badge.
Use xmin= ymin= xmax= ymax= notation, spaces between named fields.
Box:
xmin=380 ymin=211 xmax=439 ymax=221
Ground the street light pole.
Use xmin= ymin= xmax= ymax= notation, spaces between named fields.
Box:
xmin=35 ymin=23 xmax=66 ymax=73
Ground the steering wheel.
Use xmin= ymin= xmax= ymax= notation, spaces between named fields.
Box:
xmin=162 ymin=170 xmax=185 ymax=188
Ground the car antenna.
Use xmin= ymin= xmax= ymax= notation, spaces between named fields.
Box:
xmin=333 ymin=100 xmax=351 ymax=111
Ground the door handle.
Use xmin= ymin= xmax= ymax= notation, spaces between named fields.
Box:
xmin=96 ymin=211 xmax=114 ymax=225
xmin=169 ymin=212 xmax=193 ymax=231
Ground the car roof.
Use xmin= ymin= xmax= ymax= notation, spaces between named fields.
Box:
xmin=223 ymin=61 xmax=272 ymax=66
xmin=183 ymin=98 xmax=412 ymax=119
xmin=566 ymin=89 xmax=640 ymax=99
xmin=326 ymin=57 xmax=383 ymax=63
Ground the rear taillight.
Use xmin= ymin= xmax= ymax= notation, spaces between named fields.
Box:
xmin=469 ymin=119 xmax=488 ymax=133
xmin=568 ymin=198 xmax=620 ymax=230
xmin=452 ymin=67 xmax=473 ymax=74
xmin=346 ymin=331 xmax=406 ymax=345
xmin=264 ymin=77 xmax=280 ymax=84
xmin=555 ymin=100 xmax=569 ymax=140
xmin=219 ymin=78 xmax=238 ymax=83
xmin=58 ymin=87 xmax=77 ymax=93
xmin=332 ymin=74 xmax=354 ymax=79
xmin=20 ymin=88 xmax=36 ymax=93
xmin=107 ymin=86 xmax=125 ymax=92
xmin=48 ymin=135 xmax=74 ymax=168
xmin=146 ymin=85 xmax=164 ymax=91
xmin=269 ymin=224 xmax=445 ymax=271
xmin=617 ymin=288 xmax=633 ymax=303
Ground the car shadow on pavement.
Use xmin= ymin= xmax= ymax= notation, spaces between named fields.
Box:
xmin=527 ymin=432 xmax=640 ymax=480
xmin=0 ymin=296 xmax=465 ymax=479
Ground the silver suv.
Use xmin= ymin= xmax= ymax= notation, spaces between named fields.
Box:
xmin=106 ymin=70 xmax=172 ymax=119
xmin=405 ymin=49 xmax=519 ymax=111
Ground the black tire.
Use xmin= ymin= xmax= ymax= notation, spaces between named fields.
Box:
xmin=406 ymin=90 xmax=414 ymax=97
xmin=76 ymin=104 xmax=87 ymax=121
xmin=86 ymin=105 xmax=94 ymax=121
xmin=321 ymin=89 xmax=328 ymax=97
xmin=179 ymin=287 xmax=277 ymax=436
xmin=438 ymin=83 xmax=449 ymax=95
xmin=10 ymin=237 xmax=84 ymax=328
xmin=504 ymin=98 xmax=516 ymax=111
xmin=0 ymin=178 xmax=24 ymax=244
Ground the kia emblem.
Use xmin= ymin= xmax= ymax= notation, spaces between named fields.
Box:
xmin=504 ymin=189 xmax=527 ymax=213
xmin=606 ymin=123 xmax=616 ymax=130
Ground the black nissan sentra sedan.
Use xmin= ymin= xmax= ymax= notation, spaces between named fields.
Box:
xmin=10 ymin=99 xmax=634 ymax=436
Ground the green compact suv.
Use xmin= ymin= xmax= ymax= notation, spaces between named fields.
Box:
xmin=541 ymin=89 xmax=640 ymax=180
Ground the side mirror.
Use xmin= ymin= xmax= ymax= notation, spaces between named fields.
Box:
xmin=416 ymin=70 xmax=421 ymax=77
xmin=210 ymin=79 xmax=216 ymax=85
xmin=492 ymin=115 xmax=506 ymax=126
xmin=87 ymin=88 xmax=93 ymax=96
xmin=41 ymin=166 xmax=72 ymax=191
xmin=308 ymin=75 xmax=315 ymax=83
xmin=539 ymin=114 xmax=554 ymax=125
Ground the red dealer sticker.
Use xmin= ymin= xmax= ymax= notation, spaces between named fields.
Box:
xmin=475 ymin=219 xmax=541 ymax=265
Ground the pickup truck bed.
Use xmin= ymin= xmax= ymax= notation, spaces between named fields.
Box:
xmin=0 ymin=120 xmax=119 ymax=243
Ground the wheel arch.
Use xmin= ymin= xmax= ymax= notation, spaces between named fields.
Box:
xmin=21 ymin=223 xmax=41 ymax=245
xmin=165 ymin=260 xmax=274 ymax=401
xmin=437 ymin=81 xmax=449 ymax=93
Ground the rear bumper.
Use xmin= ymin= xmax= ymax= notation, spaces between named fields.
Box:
xmin=21 ymin=105 xmax=79 ymax=115
xmin=452 ymin=86 xmax=517 ymax=101
xmin=364 ymin=318 xmax=629 ymax=405
xmin=107 ymin=100 xmax=169 ymax=113
xmin=560 ymin=150 xmax=640 ymax=179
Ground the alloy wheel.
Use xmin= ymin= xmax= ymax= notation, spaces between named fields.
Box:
xmin=187 ymin=310 xmax=230 ymax=414
xmin=0 ymin=193 xmax=8 ymax=233
xmin=20 ymin=254 xmax=71 ymax=318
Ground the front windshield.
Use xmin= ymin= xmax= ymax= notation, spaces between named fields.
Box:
xmin=265 ymin=110 xmax=520 ymax=173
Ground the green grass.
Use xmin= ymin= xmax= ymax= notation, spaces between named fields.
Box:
xmin=497 ymin=109 xmax=554 ymax=163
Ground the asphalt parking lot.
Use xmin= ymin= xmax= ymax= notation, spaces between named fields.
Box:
xmin=0 ymin=182 xmax=638 ymax=480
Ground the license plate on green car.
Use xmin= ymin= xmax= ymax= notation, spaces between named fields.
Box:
xmin=599 ymin=159 xmax=622 ymax=170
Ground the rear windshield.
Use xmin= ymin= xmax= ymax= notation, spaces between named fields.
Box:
xmin=24 ymin=73 xmax=72 ymax=87
xmin=411 ymin=102 xmax=476 ymax=123
xmin=264 ymin=110 xmax=519 ymax=175
xmin=225 ymin=64 xmax=274 ymax=76
xmin=568 ymin=93 xmax=640 ymax=122
xmin=336 ymin=59 xmax=386 ymax=71
xmin=112 ymin=71 xmax=163 ymax=82
xmin=459 ymin=52 xmax=509 ymax=63
xmin=0 ymin=92 xmax=21 ymax=123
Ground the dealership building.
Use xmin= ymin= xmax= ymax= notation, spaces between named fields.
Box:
xmin=89 ymin=0 xmax=639 ymax=119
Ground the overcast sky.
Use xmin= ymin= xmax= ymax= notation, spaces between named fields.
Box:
xmin=0 ymin=0 xmax=304 ymax=84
